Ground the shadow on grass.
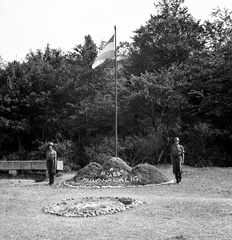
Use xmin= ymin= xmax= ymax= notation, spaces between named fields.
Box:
xmin=0 ymin=170 xmax=47 ymax=182
xmin=166 ymin=235 xmax=187 ymax=240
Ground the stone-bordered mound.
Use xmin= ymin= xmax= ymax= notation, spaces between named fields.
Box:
xmin=43 ymin=197 xmax=144 ymax=217
xmin=65 ymin=158 xmax=172 ymax=188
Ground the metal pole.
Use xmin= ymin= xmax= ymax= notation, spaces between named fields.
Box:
xmin=114 ymin=25 xmax=118 ymax=159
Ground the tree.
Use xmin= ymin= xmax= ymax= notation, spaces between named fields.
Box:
xmin=172 ymin=8 xmax=232 ymax=165
xmin=121 ymin=68 xmax=186 ymax=137
xmin=125 ymin=0 xmax=205 ymax=76
xmin=0 ymin=61 xmax=31 ymax=152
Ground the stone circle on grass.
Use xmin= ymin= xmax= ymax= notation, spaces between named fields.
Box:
xmin=43 ymin=196 xmax=144 ymax=217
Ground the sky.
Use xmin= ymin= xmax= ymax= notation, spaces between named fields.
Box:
xmin=1 ymin=0 xmax=232 ymax=63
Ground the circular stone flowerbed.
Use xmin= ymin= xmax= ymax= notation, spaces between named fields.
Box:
xmin=43 ymin=197 xmax=144 ymax=217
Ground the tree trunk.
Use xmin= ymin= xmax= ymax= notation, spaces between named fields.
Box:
xmin=18 ymin=135 xmax=22 ymax=153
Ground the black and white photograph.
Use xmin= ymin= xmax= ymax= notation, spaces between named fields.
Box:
xmin=0 ymin=0 xmax=232 ymax=239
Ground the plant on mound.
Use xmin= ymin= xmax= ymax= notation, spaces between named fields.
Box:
xmin=73 ymin=162 xmax=102 ymax=181
xmin=131 ymin=163 xmax=169 ymax=185
xmin=102 ymin=157 xmax=132 ymax=172
xmin=89 ymin=153 xmax=112 ymax=166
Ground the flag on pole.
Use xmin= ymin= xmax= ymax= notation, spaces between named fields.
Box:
xmin=92 ymin=35 xmax=114 ymax=69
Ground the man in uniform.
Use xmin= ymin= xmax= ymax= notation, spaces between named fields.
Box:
xmin=46 ymin=142 xmax=57 ymax=185
xmin=171 ymin=137 xmax=185 ymax=184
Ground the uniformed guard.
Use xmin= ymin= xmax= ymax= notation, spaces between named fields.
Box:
xmin=46 ymin=142 xmax=57 ymax=185
xmin=171 ymin=137 xmax=185 ymax=184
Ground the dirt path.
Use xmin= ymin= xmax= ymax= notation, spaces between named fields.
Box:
xmin=0 ymin=165 xmax=232 ymax=240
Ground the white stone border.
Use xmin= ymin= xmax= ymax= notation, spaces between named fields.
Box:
xmin=63 ymin=180 xmax=175 ymax=189
xmin=43 ymin=196 xmax=145 ymax=218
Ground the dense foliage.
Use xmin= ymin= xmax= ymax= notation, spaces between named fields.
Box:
xmin=0 ymin=0 xmax=232 ymax=167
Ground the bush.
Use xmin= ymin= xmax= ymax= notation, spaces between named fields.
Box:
xmin=5 ymin=151 xmax=30 ymax=161
xmin=195 ymin=147 xmax=232 ymax=167
xmin=119 ymin=135 xmax=164 ymax=166
xmin=84 ymin=134 xmax=166 ymax=167
xmin=84 ymin=137 xmax=115 ymax=165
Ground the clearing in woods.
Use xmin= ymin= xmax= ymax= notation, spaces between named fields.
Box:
xmin=0 ymin=165 xmax=232 ymax=240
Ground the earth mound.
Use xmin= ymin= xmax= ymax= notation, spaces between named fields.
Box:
xmin=65 ymin=158 xmax=171 ymax=188
xmin=131 ymin=163 xmax=170 ymax=185
xmin=43 ymin=197 xmax=144 ymax=217
xmin=73 ymin=162 xmax=102 ymax=181
xmin=102 ymin=157 xmax=132 ymax=172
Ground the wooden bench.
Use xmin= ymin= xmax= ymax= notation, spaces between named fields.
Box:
xmin=0 ymin=159 xmax=64 ymax=176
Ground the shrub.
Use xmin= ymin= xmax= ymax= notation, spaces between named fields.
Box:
xmin=84 ymin=134 xmax=166 ymax=167
xmin=6 ymin=151 xmax=29 ymax=160
xmin=84 ymin=137 xmax=115 ymax=165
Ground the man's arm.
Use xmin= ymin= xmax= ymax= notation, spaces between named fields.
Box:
xmin=181 ymin=146 xmax=185 ymax=163
xmin=55 ymin=151 xmax=57 ymax=163
xmin=53 ymin=151 xmax=57 ymax=170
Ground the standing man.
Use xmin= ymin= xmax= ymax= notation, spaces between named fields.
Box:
xmin=171 ymin=137 xmax=185 ymax=184
xmin=46 ymin=142 xmax=57 ymax=185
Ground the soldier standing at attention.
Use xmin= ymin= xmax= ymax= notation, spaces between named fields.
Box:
xmin=46 ymin=142 xmax=57 ymax=185
xmin=171 ymin=137 xmax=185 ymax=184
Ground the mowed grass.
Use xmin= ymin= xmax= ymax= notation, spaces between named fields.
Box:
xmin=0 ymin=165 xmax=232 ymax=240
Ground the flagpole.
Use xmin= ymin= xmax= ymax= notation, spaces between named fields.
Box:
xmin=114 ymin=25 xmax=118 ymax=159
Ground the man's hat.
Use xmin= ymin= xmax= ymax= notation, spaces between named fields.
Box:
xmin=174 ymin=137 xmax=180 ymax=142
xmin=47 ymin=142 xmax=54 ymax=147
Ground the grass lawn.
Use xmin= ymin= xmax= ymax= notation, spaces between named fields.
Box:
xmin=0 ymin=165 xmax=232 ymax=240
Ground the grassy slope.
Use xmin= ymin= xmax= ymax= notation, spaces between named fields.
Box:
xmin=0 ymin=165 xmax=232 ymax=240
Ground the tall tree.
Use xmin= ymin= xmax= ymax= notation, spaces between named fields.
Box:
xmin=125 ymin=0 xmax=205 ymax=76
xmin=121 ymin=68 xmax=186 ymax=137
xmin=0 ymin=61 xmax=31 ymax=152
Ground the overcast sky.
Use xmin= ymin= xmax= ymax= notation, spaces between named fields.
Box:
xmin=1 ymin=0 xmax=232 ymax=62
